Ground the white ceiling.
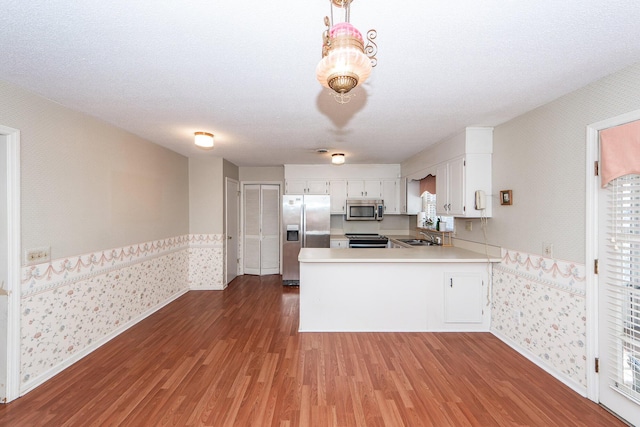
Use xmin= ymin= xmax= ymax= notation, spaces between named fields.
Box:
xmin=2 ymin=1 xmax=640 ymax=167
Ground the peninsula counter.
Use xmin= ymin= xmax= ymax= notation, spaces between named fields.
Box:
xmin=298 ymin=246 xmax=500 ymax=332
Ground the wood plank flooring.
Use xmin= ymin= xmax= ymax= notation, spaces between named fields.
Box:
xmin=0 ymin=274 xmax=626 ymax=426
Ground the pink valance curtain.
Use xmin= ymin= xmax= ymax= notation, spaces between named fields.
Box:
xmin=600 ymin=119 xmax=640 ymax=187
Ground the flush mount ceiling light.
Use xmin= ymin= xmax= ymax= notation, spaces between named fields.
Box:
xmin=316 ymin=0 xmax=377 ymax=104
xmin=194 ymin=131 xmax=214 ymax=148
xmin=331 ymin=153 xmax=345 ymax=165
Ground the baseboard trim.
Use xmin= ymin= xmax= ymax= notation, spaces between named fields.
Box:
xmin=19 ymin=288 xmax=189 ymax=396
xmin=491 ymin=329 xmax=587 ymax=398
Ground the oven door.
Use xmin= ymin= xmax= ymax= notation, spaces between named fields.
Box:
xmin=348 ymin=242 xmax=388 ymax=248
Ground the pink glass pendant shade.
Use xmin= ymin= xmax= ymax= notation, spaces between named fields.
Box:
xmin=316 ymin=22 xmax=372 ymax=94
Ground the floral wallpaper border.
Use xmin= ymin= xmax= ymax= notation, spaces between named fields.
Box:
xmin=21 ymin=234 xmax=227 ymax=296
xmin=22 ymin=236 xmax=190 ymax=296
xmin=499 ymin=248 xmax=586 ymax=295
xmin=492 ymin=248 xmax=587 ymax=393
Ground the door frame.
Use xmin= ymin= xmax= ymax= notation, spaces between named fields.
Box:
xmin=0 ymin=125 xmax=21 ymax=402
xmin=585 ymin=108 xmax=640 ymax=403
xmin=224 ymin=177 xmax=239 ymax=285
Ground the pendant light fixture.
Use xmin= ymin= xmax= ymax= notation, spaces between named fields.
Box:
xmin=194 ymin=131 xmax=214 ymax=148
xmin=316 ymin=0 xmax=377 ymax=104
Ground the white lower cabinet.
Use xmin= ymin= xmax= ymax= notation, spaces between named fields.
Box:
xmin=443 ymin=272 xmax=484 ymax=324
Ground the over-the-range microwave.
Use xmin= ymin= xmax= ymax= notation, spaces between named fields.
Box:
xmin=345 ymin=199 xmax=384 ymax=221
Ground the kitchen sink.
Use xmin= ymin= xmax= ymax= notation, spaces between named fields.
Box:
xmin=397 ymin=238 xmax=438 ymax=246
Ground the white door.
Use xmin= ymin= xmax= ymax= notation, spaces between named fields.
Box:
xmin=225 ymin=178 xmax=239 ymax=285
xmin=243 ymin=184 xmax=280 ymax=275
xmin=594 ymin=116 xmax=640 ymax=426
xmin=598 ymin=173 xmax=640 ymax=426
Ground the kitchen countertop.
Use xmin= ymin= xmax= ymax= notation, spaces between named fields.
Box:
xmin=299 ymin=244 xmax=500 ymax=263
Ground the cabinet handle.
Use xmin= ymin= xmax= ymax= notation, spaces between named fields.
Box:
xmin=450 ymin=278 xmax=453 ymax=288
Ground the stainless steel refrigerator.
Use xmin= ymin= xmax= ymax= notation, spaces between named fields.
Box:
xmin=282 ymin=194 xmax=330 ymax=286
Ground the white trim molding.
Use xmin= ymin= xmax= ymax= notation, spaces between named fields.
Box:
xmin=0 ymin=125 xmax=21 ymax=403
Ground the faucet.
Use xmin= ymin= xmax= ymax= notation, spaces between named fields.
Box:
xmin=419 ymin=231 xmax=436 ymax=243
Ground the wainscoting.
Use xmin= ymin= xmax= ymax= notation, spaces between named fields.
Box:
xmin=19 ymin=234 xmax=224 ymax=394
xmin=492 ymin=248 xmax=587 ymax=395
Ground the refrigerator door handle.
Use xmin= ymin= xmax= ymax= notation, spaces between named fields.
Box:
xmin=301 ymin=204 xmax=305 ymax=248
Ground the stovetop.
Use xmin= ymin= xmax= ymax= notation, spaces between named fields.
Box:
xmin=345 ymin=233 xmax=388 ymax=241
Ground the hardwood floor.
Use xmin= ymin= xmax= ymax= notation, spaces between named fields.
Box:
xmin=0 ymin=274 xmax=626 ymax=426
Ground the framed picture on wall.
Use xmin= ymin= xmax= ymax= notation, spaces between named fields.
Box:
xmin=500 ymin=190 xmax=512 ymax=205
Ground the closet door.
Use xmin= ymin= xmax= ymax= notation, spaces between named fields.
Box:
xmin=243 ymin=184 xmax=280 ymax=276
xmin=260 ymin=185 xmax=280 ymax=274
xmin=243 ymin=185 xmax=261 ymax=275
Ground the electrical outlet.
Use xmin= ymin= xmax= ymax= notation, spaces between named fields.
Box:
xmin=512 ymin=309 xmax=523 ymax=325
xmin=543 ymin=242 xmax=554 ymax=258
xmin=25 ymin=247 xmax=51 ymax=265
xmin=465 ymin=221 xmax=472 ymax=231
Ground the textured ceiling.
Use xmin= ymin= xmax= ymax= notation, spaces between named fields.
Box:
xmin=2 ymin=1 xmax=640 ymax=166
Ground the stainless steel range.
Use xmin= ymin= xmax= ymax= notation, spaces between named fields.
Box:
xmin=345 ymin=233 xmax=389 ymax=248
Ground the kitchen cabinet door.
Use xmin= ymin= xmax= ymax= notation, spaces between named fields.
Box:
xmin=435 ymin=157 xmax=465 ymax=216
xmin=400 ymin=178 xmax=421 ymax=215
xmin=435 ymin=162 xmax=449 ymax=215
xmin=382 ymin=179 xmax=399 ymax=214
xmin=443 ymin=273 xmax=483 ymax=323
xmin=447 ymin=157 xmax=465 ymax=215
xmin=329 ymin=180 xmax=347 ymax=214
xmin=347 ymin=179 xmax=382 ymax=198
xmin=285 ymin=179 xmax=328 ymax=195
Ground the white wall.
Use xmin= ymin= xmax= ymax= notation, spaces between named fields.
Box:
xmin=0 ymin=80 xmax=189 ymax=259
xmin=239 ymin=166 xmax=284 ymax=182
xmin=455 ymin=62 xmax=640 ymax=262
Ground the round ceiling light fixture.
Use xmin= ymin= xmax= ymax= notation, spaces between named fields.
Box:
xmin=194 ymin=132 xmax=214 ymax=148
xmin=331 ymin=153 xmax=345 ymax=165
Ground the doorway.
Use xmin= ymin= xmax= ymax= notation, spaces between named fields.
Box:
xmin=0 ymin=125 xmax=21 ymax=403
xmin=243 ymin=184 xmax=280 ymax=276
xmin=225 ymin=178 xmax=239 ymax=285
xmin=587 ymin=110 xmax=640 ymax=426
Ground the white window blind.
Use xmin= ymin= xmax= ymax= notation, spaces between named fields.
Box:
xmin=605 ymin=174 xmax=640 ymax=400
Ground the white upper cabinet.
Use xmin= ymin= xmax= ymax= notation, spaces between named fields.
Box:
xmin=404 ymin=127 xmax=493 ymax=218
xmin=400 ymin=178 xmax=421 ymax=215
xmin=436 ymin=157 xmax=465 ymax=216
xmin=284 ymin=164 xmax=401 ymax=210
xmin=329 ymin=180 xmax=347 ymax=214
xmin=347 ymin=179 xmax=382 ymax=199
xmin=285 ymin=179 xmax=328 ymax=195
xmin=382 ymin=179 xmax=399 ymax=214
